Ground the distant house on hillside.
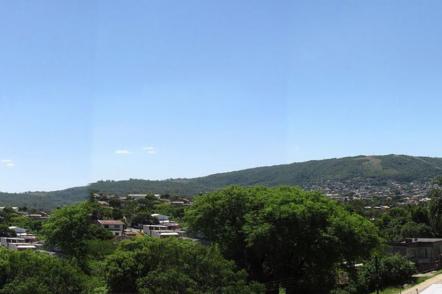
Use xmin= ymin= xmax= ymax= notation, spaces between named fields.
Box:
xmin=391 ymin=238 xmax=442 ymax=272
xmin=143 ymin=225 xmax=179 ymax=239
xmin=151 ymin=214 xmax=169 ymax=223
xmin=128 ymin=194 xmax=148 ymax=200
xmin=28 ymin=213 xmax=49 ymax=221
xmin=9 ymin=226 xmax=27 ymax=235
xmin=0 ymin=207 xmax=19 ymax=212
xmin=98 ymin=220 xmax=125 ymax=237
xmin=97 ymin=201 xmax=110 ymax=206
xmin=0 ymin=237 xmax=36 ymax=250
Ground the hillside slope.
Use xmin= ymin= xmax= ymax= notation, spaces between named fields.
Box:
xmin=2 ymin=154 xmax=442 ymax=209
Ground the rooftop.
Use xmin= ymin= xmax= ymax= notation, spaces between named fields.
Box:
xmin=98 ymin=220 xmax=124 ymax=225
xmin=394 ymin=238 xmax=442 ymax=245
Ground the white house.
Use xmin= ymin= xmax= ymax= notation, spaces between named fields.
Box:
xmin=1 ymin=237 xmax=25 ymax=248
xmin=151 ymin=214 xmax=169 ymax=222
xmin=8 ymin=243 xmax=36 ymax=251
xmin=143 ymin=225 xmax=179 ymax=238
xmin=128 ymin=194 xmax=148 ymax=200
xmin=9 ymin=226 xmax=27 ymax=235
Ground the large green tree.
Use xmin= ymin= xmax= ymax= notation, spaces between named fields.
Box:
xmin=429 ymin=189 xmax=442 ymax=236
xmin=103 ymin=237 xmax=263 ymax=294
xmin=185 ymin=186 xmax=380 ymax=293
xmin=42 ymin=202 xmax=112 ymax=258
xmin=357 ymin=254 xmax=415 ymax=293
xmin=0 ymin=248 xmax=97 ymax=294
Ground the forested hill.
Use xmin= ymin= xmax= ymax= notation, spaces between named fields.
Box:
xmin=90 ymin=155 xmax=442 ymax=194
xmin=2 ymin=154 xmax=442 ymax=209
xmin=0 ymin=187 xmax=88 ymax=210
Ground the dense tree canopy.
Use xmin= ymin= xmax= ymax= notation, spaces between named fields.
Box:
xmin=0 ymin=249 xmax=96 ymax=294
xmin=103 ymin=237 xmax=263 ymax=294
xmin=185 ymin=186 xmax=380 ymax=293
xmin=429 ymin=189 xmax=442 ymax=236
xmin=375 ymin=206 xmax=434 ymax=242
xmin=357 ymin=254 xmax=416 ymax=293
xmin=42 ymin=202 xmax=112 ymax=258
xmin=0 ymin=225 xmax=15 ymax=238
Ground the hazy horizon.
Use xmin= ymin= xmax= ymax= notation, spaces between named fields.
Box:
xmin=2 ymin=1 xmax=442 ymax=192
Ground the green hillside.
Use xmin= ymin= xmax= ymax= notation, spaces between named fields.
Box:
xmin=193 ymin=154 xmax=442 ymax=188
xmin=2 ymin=155 xmax=442 ymax=209
xmin=0 ymin=187 xmax=88 ymax=210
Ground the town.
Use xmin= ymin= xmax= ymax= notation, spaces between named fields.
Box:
xmin=0 ymin=193 xmax=192 ymax=253
xmin=307 ymin=179 xmax=440 ymax=206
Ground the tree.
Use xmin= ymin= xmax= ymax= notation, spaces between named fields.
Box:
xmin=410 ymin=204 xmax=430 ymax=226
xmin=108 ymin=198 xmax=122 ymax=209
xmin=0 ymin=225 xmax=15 ymax=237
xmin=103 ymin=237 xmax=263 ymax=294
xmin=185 ymin=186 xmax=380 ymax=293
xmin=433 ymin=177 xmax=442 ymax=186
xmin=154 ymin=202 xmax=185 ymax=220
xmin=357 ymin=254 xmax=416 ymax=292
xmin=130 ymin=211 xmax=158 ymax=228
xmin=42 ymin=202 xmax=111 ymax=258
xmin=111 ymin=208 xmax=123 ymax=220
xmin=429 ymin=189 xmax=442 ymax=236
xmin=0 ymin=248 xmax=96 ymax=293
xmin=400 ymin=222 xmax=433 ymax=239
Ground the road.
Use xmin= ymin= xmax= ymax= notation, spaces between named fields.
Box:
xmin=401 ymin=273 xmax=442 ymax=294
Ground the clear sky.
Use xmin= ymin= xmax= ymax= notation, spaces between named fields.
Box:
xmin=1 ymin=1 xmax=442 ymax=192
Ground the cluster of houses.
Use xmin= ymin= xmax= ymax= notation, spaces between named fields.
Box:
xmin=97 ymin=213 xmax=185 ymax=239
xmin=92 ymin=192 xmax=192 ymax=207
xmin=4 ymin=191 xmax=442 ymax=275
xmin=0 ymin=207 xmax=50 ymax=221
xmin=312 ymin=180 xmax=440 ymax=201
xmin=1 ymin=214 xmax=184 ymax=253
xmin=0 ymin=226 xmax=42 ymax=251
xmin=143 ymin=214 xmax=185 ymax=238
xmin=93 ymin=192 xmax=190 ymax=239
xmin=1 ymin=193 xmax=190 ymax=253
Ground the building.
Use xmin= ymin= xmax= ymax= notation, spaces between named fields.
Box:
xmin=128 ymin=194 xmax=148 ymax=200
xmin=28 ymin=213 xmax=49 ymax=221
xmin=1 ymin=237 xmax=25 ymax=248
xmin=9 ymin=226 xmax=27 ymax=235
xmin=8 ymin=243 xmax=37 ymax=251
xmin=98 ymin=220 xmax=125 ymax=237
xmin=151 ymin=214 xmax=169 ymax=223
xmin=143 ymin=225 xmax=179 ymax=238
xmin=391 ymin=238 xmax=442 ymax=271
xmin=124 ymin=228 xmax=143 ymax=238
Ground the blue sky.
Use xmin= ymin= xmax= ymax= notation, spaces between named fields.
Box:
xmin=1 ymin=1 xmax=442 ymax=192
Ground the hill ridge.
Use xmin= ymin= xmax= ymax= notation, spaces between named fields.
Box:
xmin=1 ymin=154 xmax=442 ymax=209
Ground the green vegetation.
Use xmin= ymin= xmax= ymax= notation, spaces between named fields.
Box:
xmin=0 ymin=248 xmax=96 ymax=294
xmin=0 ymin=196 xmax=263 ymax=293
xmin=2 ymin=185 xmax=442 ymax=293
xmin=103 ymin=238 xmax=263 ymax=294
xmin=357 ymin=255 xmax=416 ymax=292
xmin=0 ymin=187 xmax=88 ymax=210
xmin=433 ymin=176 xmax=442 ymax=186
xmin=89 ymin=155 xmax=442 ymax=195
xmin=365 ymin=188 xmax=442 ymax=243
xmin=185 ymin=186 xmax=380 ymax=293
xmin=42 ymin=202 xmax=113 ymax=259
xmin=1 ymin=155 xmax=442 ymax=210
